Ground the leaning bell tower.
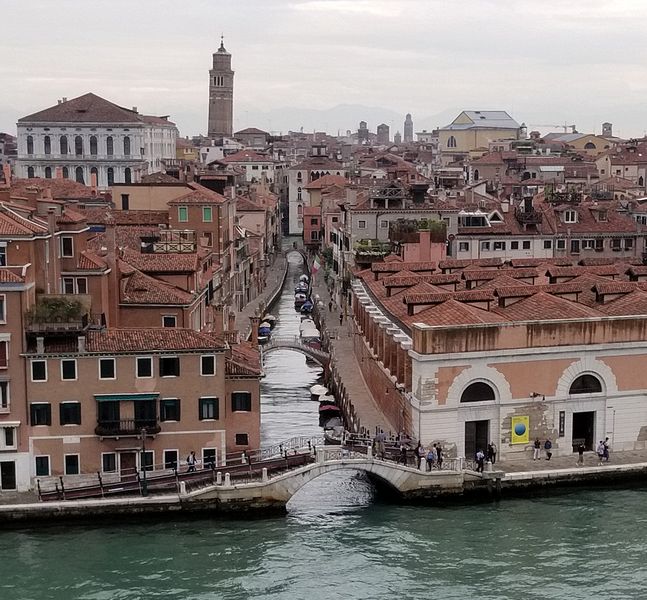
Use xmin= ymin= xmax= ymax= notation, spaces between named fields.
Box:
xmin=208 ymin=36 xmax=234 ymax=139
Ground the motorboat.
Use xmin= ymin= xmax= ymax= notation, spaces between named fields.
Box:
xmin=299 ymin=274 xmax=309 ymax=283
xmin=310 ymin=384 xmax=329 ymax=401
xmin=300 ymin=301 xmax=314 ymax=314
xmin=263 ymin=314 xmax=277 ymax=328
xmin=258 ymin=323 xmax=271 ymax=344
xmin=299 ymin=318 xmax=316 ymax=331
xmin=294 ymin=292 xmax=308 ymax=307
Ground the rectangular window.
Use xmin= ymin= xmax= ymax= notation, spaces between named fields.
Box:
xmin=4 ymin=426 xmax=15 ymax=448
xmin=136 ymin=356 xmax=153 ymax=378
xmin=159 ymin=356 xmax=180 ymax=377
xmin=480 ymin=241 xmax=490 ymax=251
xmin=493 ymin=241 xmax=506 ymax=251
xmin=102 ymin=453 xmax=117 ymax=473
xmin=61 ymin=359 xmax=77 ymax=381
xmin=582 ymin=239 xmax=595 ymax=250
xmin=202 ymin=206 xmax=213 ymax=222
xmin=522 ymin=241 xmax=531 ymax=250
xmin=0 ymin=246 xmax=5 ymax=267
xmin=202 ymin=448 xmax=216 ymax=469
xmin=564 ymin=210 xmax=577 ymax=223
xmin=231 ymin=391 xmax=252 ymax=412
xmin=31 ymin=360 xmax=47 ymax=381
xmin=380 ymin=220 xmax=389 ymax=228
xmin=571 ymin=239 xmax=580 ymax=254
xmin=199 ymin=397 xmax=219 ymax=420
xmin=0 ymin=381 xmax=9 ymax=409
xmin=201 ymin=355 xmax=216 ymax=376
xmin=160 ymin=398 xmax=181 ymax=422
xmin=543 ymin=240 xmax=552 ymax=249
xmin=35 ymin=456 xmax=50 ymax=477
xmin=235 ymin=433 xmax=249 ymax=446
xmin=510 ymin=241 xmax=519 ymax=250
xmin=595 ymin=239 xmax=604 ymax=251
xmin=358 ymin=220 xmax=366 ymax=229
xmin=178 ymin=206 xmax=188 ymax=222
xmin=141 ymin=451 xmax=154 ymax=472
xmin=0 ymin=294 xmax=5 ymax=323
xmin=310 ymin=231 xmax=319 ymax=241
xmin=458 ymin=241 xmax=470 ymax=252
xmin=30 ymin=403 xmax=51 ymax=426
xmin=64 ymin=454 xmax=80 ymax=475
xmin=61 ymin=236 xmax=74 ymax=257
xmin=162 ymin=315 xmax=177 ymax=328
xmin=625 ymin=238 xmax=634 ymax=250
xmin=99 ymin=358 xmax=116 ymax=380
xmin=164 ymin=449 xmax=178 ymax=470
xmin=0 ymin=341 xmax=7 ymax=369
xmin=559 ymin=411 xmax=565 ymax=438
xmin=310 ymin=218 xmax=318 ymax=226
xmin=556 ymin=239 xmax=566 ymax=250
xmin=63 ymin=277 xmax=75 ymax=294
xmin=121 ymin=194 xmax=130 ymax=210
xmin=611 ymin=239 xmax=621 ymax=251
xmin=59 ymin=402 xmax=81 ymax=425
xmin=76 ymin=277 xmax=87 ymax=294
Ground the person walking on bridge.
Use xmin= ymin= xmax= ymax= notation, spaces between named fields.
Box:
xmin=416 ymin=441 xmax=425 ymax=470
xmin=436 ymin=444 xmax=443 ymax=469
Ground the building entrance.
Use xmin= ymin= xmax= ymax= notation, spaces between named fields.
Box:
xmin=572 ymin=411 xmax=595 ymax=451
xmin=119 ymin=451 xmax=137 ymax=478
xmin=465 ymin=420 xmax=489 ymax=459
xmin=0 ymin=461 xmax=16 ymax=490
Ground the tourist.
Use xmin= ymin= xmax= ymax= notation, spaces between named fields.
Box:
xmin=476 ymin=449 xmax=485 ymax=473
xmin=436 ymin=444 xmax=443 ymax=469
xmin=533 ymin=438 xmax=541 ymax=460
xmin=604 ymin=437 xmax=611 ymax=462
xmin=544 ymin=439 xmax=553 ymax=461
xmin=339 ymin=312 xmax=344 ymax=326
xmin=328 ymin=300 xmax=333 ymax=312
xmin=416 ymin=442 xmax=425 ymax=469
xmin=400 ymin=440 xmax=408 ymax=465
xmin=376 ymin=429 xmax=386 ymax=459
xmin=597 ymin=440 xmax=605 ymax=465
xmin=426 ymin=447 xmax=436 ymax=471
xmin=487 ymin=442 xmax=497 ymax=465
xmin=577 ymin=443 xmax=585 ymax=466
xmin=187 ymin=451 xmax=197 ymax=472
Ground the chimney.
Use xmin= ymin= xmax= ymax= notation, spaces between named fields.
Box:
xmin=62 ymin=97 xmax=67 ymax=103
xmin=2 ymin=164 xmax=11 ymax=186
xmin=104 ymin=223 xmax=119 ymax=328
xmin=36 ymin=337 xmax=45 ymax=354
xmin=77 ymin=335 xmax=86 ymax=353
xmin=249 ymin=315 xmax=260 ymax=346
xmin=346 ymin=188 xmax=357 ymax=206
xmin=212 ymin=304 xmax=224 ymax=334
xmin=55 ymin=167 xmax=63 ymax=179
xmin=132 ymin=106 xmax=138 ymax=113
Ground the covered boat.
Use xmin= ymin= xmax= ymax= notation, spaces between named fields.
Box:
xmin=300 ymin=300 xmax=314 ymax=314
xmin=323 ymin=417 xmax=344 ymax=445
xmin=310 ymin=384 xmax=329 ymax=401
xmin=294 ymin=292 xmax=308 ymax=307
xmin=299 ymin=274 xmax=309 ymax=283
xmin=263 ymin=314 xmax=277 ymax=328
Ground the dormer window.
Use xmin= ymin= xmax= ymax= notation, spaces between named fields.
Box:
xmin=564 ymin=210 xmax=577 ymax=223
xmin=598 ymin=210 xmax=608 ymax=222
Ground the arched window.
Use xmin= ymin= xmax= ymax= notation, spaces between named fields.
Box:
xmin=584 ymin=142 xmax=596 ymax=150
xmin=60 ymin=136 xmax=68 ymax=155
xmin=75 ymin=166 xmax=84 ymax=184
xmin=123 ymin=136 xmax=131 ymax=156
xmin=90 ymin=167 xmax=98 ymax=186
xmin=569 ymin=374 xmax=602 ymax=394
xmin=90 ymin=135 xmax=98 ymax=155
xmin=74 ymin=136 xmax=83 ymax=156
xmin=473 ymin=169 xmax=480 ymax=182
xmin=297 ymin=186 xmax=302 ymax=201
xmin=296 ymin=172 xmax=302 ymax=182
xmin=639 ymin=176 xmax=644 ymax=187
xmin=27 ymin=166 xmax=35 ymax=178
xmin=44 ymin=166 xmax=52 ymax=179
xmin=44 ymin=136 xmax=51 ymax=155
xmin=107 ymin=167 xmax=114 ymax=186
xmin=447 ymin=135 xmax=457 ymax=148
xmin=26 ymin=136 xmax=34 ymax=155
xmin=124 ymin=167 xmax=132 ymax=184
xmin=460 ymin=382 xmax=495 ymax=403
xmin=62 ymin=166 xmax=69 ymax=179
xmin=297 ymin=204 xmax=303 ymax=216
xmin=106 ymin=136 xmax=114 ymax=156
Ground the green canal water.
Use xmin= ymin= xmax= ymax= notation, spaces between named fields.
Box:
xmin=2 ymin=257 xmax=647 ymax=599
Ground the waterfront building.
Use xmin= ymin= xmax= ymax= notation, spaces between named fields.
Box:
xmin=351 ymin=256 xmax=647 ymax=461
xmin=208 ymin=38 xmax=234 ymax=139
xmin=15 ymin=93 xmax=178 ymax=188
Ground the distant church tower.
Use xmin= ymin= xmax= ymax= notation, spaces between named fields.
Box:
xmin=403 ymin=113 xmax=413 ymax=143
xmin=208 ymin=37 xmax=234 ymax=139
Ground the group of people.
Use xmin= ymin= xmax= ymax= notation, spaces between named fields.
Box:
xmin=414 ymin=441 xmax=444 ymax=471
xmin=474 ymin=442 xmax=498 ymax=472
xmin=533 ymin=438 xmax=554 ymax=460
xmin=596 ymin=438 xmax=612 ymax=465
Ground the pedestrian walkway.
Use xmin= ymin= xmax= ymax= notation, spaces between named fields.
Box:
xmin=311 ymin=273 xmax=398 ymax=435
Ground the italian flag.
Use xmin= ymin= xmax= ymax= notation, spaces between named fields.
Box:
xmin=312 ymin=255 xmax=321 ymax=274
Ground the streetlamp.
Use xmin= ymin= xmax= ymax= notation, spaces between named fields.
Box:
xmin=140 ymin=427 xmax=148 ymax=497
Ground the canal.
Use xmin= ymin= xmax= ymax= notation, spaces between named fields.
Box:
xmin=2 ymin=254 xmax=647 ymax=599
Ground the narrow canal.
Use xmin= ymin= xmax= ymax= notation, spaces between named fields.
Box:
xmin=2 ymin=253 xmax=647 ymax=599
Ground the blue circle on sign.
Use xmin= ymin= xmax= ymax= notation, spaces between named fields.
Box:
xmin=514 ymin=423 xmax=526 ymax=436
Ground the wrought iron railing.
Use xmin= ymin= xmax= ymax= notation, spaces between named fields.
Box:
xmin=95 ymin=419 xmax=161 ymax=437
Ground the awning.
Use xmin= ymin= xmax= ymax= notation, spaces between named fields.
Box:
xmin=95 ymin=393 xmax=159 ymax=402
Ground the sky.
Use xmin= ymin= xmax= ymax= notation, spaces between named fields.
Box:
xmin=2 ymin=0 xmax=647 ymax=138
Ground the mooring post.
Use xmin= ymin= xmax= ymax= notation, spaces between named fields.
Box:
xmin=262 ymin=467 xmax=268 ymax=482
xmin=224 ymin=472 xmax=231 ymax=486
xmin=216 ymin=471 xmax=222 ymax=485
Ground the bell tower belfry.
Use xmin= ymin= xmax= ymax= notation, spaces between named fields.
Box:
xmin=208 ymin=36 xmax=234 ymax=139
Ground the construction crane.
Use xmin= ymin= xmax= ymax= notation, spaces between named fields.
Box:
xmin=527 ymin=124 xmax=578 ymax=134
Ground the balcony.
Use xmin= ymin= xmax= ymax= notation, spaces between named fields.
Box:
xmin=25 ymin=295 xmax=90 ymax=333
xmin=514 ymin=207 xmax=543 ymax=225
xmin=95 ymin=419 xmax=161 ymax=438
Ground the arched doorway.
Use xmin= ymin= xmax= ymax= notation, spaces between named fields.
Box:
xmin=461 ymin=382 xmax=495 ymax=457
xmin=569 ymin=374 xmax=602 ymax=451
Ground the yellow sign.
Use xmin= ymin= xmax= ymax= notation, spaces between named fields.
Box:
xmin=511 ymin=416 xmax=530 ymax=444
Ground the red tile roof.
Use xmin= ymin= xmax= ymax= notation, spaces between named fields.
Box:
xmin=77 ymin=250 xmax=108 ymax=271
xmin=119 ymin=262 xmax=195 ymax=305
xmin=10 ymin=177 xmax=98 ymax=200
xmin=121 ymin=248 xmax=199 ymax=273
xmin=372 ymin=261 xmax=436 ymax=273
xmin=84 ymin=328 xmax=225 ymax=352
xmin=168 ymin=183 xmax=226 ymax=205
xmin=221 ymin=149 xmax=273 ymax=164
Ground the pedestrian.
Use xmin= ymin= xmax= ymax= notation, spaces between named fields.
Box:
xmin=476 ymin=449 xmax=485 ymax=473
xmin=544 ymin=439 xmax=552 ymax=461
xmin=436 ymin=444 xmax=443 ymax=469
xmin=577 ymin=443 xmax=585 ymax=466
xmin=328 ymin=300 xmax=333 ymax=312
xmin=487 ymin=442 xmax=497 ymax=465
xmin=187 ymin=451 xmax=197 ymax=472
xmin=426 ymin=447 xmax=436 ymax=471
xmin=400 ymin=440 xmax=408 ymax=466
xmin=376 ymin=429 xmax=386 ymax=459
xmin=596 ymin=440 xmax=605 ymax=465
xmin=533 ymin=438 xmax=541 ymax=460
xmin=416 ymin=442 xmax=426 ymax=470
xmin=603 ymin=437 xmax=611 ymax=462
xmin=339 ymin=312 xmax=344 ymax=326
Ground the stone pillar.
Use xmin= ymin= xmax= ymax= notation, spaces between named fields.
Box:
xmin=262 ymin=467 xmax=268 ymax=482
xmin=224 ymin=473 xmax=231 ymax=486
xmin=216 ymin=471 xmax=222 ymax=484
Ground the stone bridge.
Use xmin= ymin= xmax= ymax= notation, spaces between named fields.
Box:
xmin=261 ymin=336 xmax=330 ymax=367
xmin=184 ymin=446 xmax=481 ymax=509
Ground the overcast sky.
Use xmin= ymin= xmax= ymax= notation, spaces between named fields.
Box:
xmin=2 ymin=0 xmax=647 ymax=138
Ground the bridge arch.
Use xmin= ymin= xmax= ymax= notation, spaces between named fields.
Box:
xmin=261 ymin=337 xmax=330 ymax=367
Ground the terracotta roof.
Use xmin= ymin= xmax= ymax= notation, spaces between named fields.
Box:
xmin=0 ymin=208 xmax=48 ymax=236
xmin=84 ymin=328 xmax=225 ymax=353
xmin=119 ymin=262 xmax=195 ymax=305
xmin=236 ymin=196 xmax=264 ymax=212
xmin=235 ymin=127 xmax=268 ymax=135
xmin=383 ymin=253 xmax=404 ymax=263
xmin=121 ymin=248 xmax=199 ymax=273
xmin=221 ymin=149 xmax=273 ymax=164
xmin=77 ymin=250 xmax=108 ymax=271
xmin=509 ymin=258 xmax=573 ymax=268
xmin=139 ymin=172 xmax=182 ymax=184
xmin=627 ymin=266 xmax=647 ymax=277
xmin=546 ymin=265 xmax=620 ymax=278
xmin=599 ymin=290 xmax=647 ymax=316
xmin=403 ymin=299 xmax=506 ymax=327
xmin=439 ymin=258 xmax=504 ymax=270
xmin=592 ymin=281 xmax=636 ymax=295
xmin=304 ymin=174 xmax=347 ymax=190
xmin=168 ymin=183 xmax=226 ymax=205
xmin=226 ymin=342 xmax=262 ymax=376
xmin=404 ymin=289 xmax=494 ymax=305
xmin=493 ymin=291 xmax=602 ymax=321
xmin=10 ymin=178 xmax=98 ymax=200
xmin=19 ymin=93 xmax=175 ymax=126
xmin=463 ymin=268 xmax=537 ymax=282
xmin=372 ymin=261 xmax=436 ymax=273
xmin=82 ymin=208 xmax=169 ymax=226
xmin=56 ymin=207 xmax=87 ymax=225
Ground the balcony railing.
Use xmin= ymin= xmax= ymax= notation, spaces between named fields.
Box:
xmin=95 ymin=419 xmax=160 ymax=437
xmin=514 ymin=207 xmax=543 ymax=225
